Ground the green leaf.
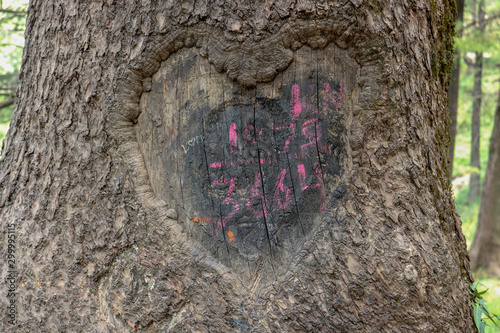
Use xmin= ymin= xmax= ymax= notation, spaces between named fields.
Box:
xmin=479 ymin=321 xmax=487 ymax=333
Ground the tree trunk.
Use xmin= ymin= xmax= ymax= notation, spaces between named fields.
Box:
xmin=469 ymin=69 xmax=500 ymax=275
xmin=0 ymin=1 xmax=475 ymax=332
xmin=468 ymin=0 xmax=485 ymax=204
xmin=468 ymin=51 xmax=483 ymax=203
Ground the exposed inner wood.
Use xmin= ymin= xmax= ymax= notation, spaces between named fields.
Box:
xmin=135 ymin=44 xmax=356 ymax=285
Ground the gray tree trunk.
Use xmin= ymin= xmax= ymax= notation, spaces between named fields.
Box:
xmin=468 ymin=0 xmax=485 ymax=204
xmin=0 ymin=1 xmax=475 ymax=332
xmin=468 ymin=51 xmax=483 ymax=203
xmin=469 ymin=69 xmax=500 ymax=275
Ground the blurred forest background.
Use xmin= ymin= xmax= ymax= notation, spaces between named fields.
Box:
xmin=0 ymin=0 xmax=499 ymax=331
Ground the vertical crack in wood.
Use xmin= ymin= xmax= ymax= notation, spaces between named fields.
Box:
xmin=314 ymin=50 xmax=325 ymax=186
xmin=253 ymin=94 xmax=276 ymax=275
xmin=218 ymin=199 xmax=231 ymax=255
xmin=287 ymin=53 xmax=308 ymax=234
xmin=286 ymin=142 xmax=305 ymax=235
xmin=219 ymin=97 xmax=231 ymax=255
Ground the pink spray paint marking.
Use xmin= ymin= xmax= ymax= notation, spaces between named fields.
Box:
xmin=283 ymin=124 xmax=296 ymax=153
xmin=302 ymin=118 xmax=319 ymax=139
xmin=291 ymin=84 xmax=302 ymax=120
xmin=273 ymin=123 xmax=294 ymax=131
xmin=210 ymin=162 xmax=222 ymax=168
xmin=300 ymin=118 xmax=324 ymax=158
xmin=273 ymin=169 xmax=293 ymax=210
xmin=229 ymin=123 xmax=238 ymax=154
xmin=204 ymin=81 xmax=345 ymax=237
xmin=297 ymin=163 xmax=326 ymax=209
xmin=300 ymin=134 xmax=322 ymax=158
xmin=223 ymin=178 xmax=237 ymax=203
xmin=212 ymin=178 xmax=228 ymax=185
xmin=300 ymin=142 xmax=316 ymax=157
xmin=297 ymin=164 xmax=309 ymax=191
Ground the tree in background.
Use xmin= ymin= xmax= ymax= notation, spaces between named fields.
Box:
xmin=470 ymin=66 xmax=500 ymax=275
xmin=452 ymin=1 xmax=500 ymax=325
xmin=466 ymin=0 xmax=486 ymax=204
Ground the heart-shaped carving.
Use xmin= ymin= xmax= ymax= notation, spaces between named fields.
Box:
xmin=135 ymin=44 xmax=354 ymax=285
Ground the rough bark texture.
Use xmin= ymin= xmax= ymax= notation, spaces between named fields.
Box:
xmin=0 ymin=0 xmax=475 ymax=332
xmin=447 ymin=0 xmax=464 ymax=174
xmin=469 ymin=71 xmax=500 ymax=275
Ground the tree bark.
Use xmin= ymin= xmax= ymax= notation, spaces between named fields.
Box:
xmin=469 ymin=69 xmax=500 ymax=275
xmin=447 ymin=0 xmax=464 ymax=175
xmin=0 ymin=1 xmax=475 ymax=332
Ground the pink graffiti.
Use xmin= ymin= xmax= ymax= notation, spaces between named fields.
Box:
xmin=291 ymin=84 xmax=302 ymax=120
xmin=297 ymin=163 xmax=326 ymax=209
xmin=300 ymin=118 xmax=325 ymax=158
xmin=273 ymin=169 xmax=293 ymax=210
xmin=302 ymin=118 xmax=320 ymax=139
xmin=223 ymin=178 xmax=237 ymax=201
xmin=213 ymin=178 xmax=228 ymax=185
xmin=270 ymin=123 xmax=294 ymax=131
xmin=300 ymin=141 xmax=319 ymax=158
xmin=283 ymin=124 xmax=296 ymax=153
xmin=297 ymin=164 xmax=308 ymax=191
xmin=203 ymin=81 xmax=342 ymax=237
